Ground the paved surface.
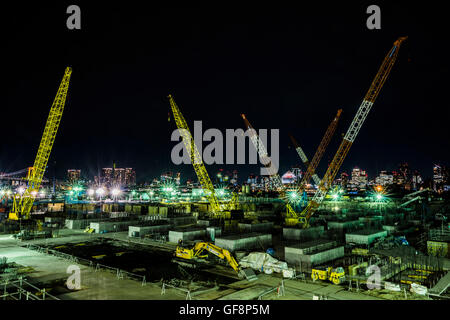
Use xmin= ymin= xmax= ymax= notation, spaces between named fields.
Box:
xmin=0 ymin=232 xmax=434 ymax=300
xmin=0 ymin=234 xmax=182 ymax=300
xmin=430 ymin=271 xmax=450 ymax=295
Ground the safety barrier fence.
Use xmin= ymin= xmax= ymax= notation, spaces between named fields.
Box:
xmin=23 ymin=243 xmax=147 ymax=286
xmin=0 ymin=277 xmax=59 ymax=300
xmin=161 ymin=282 xmax=191 ymax=300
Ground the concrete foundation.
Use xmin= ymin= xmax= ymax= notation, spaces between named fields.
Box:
xmin=328 ymin=220 xmax=362 ymax=231
xmin=206 ymin=227 xmax=222 ymax=241
xmin=65 ymin=219 xmax=99 ymax=229
xmin=284 ymin=240 xmax=344 ymax=271
xmin=382 ymin=225 xmax=398 ymax=235
xmin=89 ymin=220 xmax=139 ymax=234
xmin=128 ymin=224 xmax=172 ymax=238
xmin=214 ymin=233 xmax=272 ymax=252
xmin=283 ymin=226 xmax=324 ymax=241
xmin=346 ymin=230 xmax=388 ymax=245
xmin=238 ymin=222 xmax=273 ymax=233
xmin=168 ymin=216 xmax=196 ymax=226
xmin=168 ymin=229 xmax=206 ymax=243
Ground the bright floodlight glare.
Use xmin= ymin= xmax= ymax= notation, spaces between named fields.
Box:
xmin=96 ymin=188 xmax=105 ymax=196
xmin=31 ymin=191 xmax=38 ymax=196
xmin=88 ymin=189 xmax=94 ymax=196
xmin=111 ymin=188 xmax=121 ymax=196
xmin=17 ymin=187 xmax=25 ymax=194
xmin=376 ymin=194 xmax=383 ymax=200
xmin=332 ymin=194 xmax=339 ymax=200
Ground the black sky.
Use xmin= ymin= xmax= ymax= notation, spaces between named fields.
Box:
xmin=2 ymin=2 xmax=449 ymax=183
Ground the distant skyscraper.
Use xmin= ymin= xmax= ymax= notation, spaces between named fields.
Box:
xmin=411 ymin=170 xmax=423 ymax=190
xmin=102 ymin=168 xmax=113 ymax=185
xmin=433 ymin=164 xmax=444 ymax=192
xmin=340 ymin=172 xmax=349 ymax=188
xmin=230 ymin=170 xmax=238 ymax=185
xmin=67 ymin=169 xmax=81 ymax=183
xmin=161 ymin=172 xmax=173 ymax=183
xmin=375 ymin=170 xmax=394 ymax=186
xmin=350 ymin=167 xmax=367 ymax=190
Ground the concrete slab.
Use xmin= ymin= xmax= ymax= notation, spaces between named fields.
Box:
xmin=168 ymin=229 xmax=206 ymax=243
xmin=214 ymin=233 xmax=272 ymax=252
xmin=283 ymin=226 xmax=324 ymax=241
xmin=346 ymin=230 xmax=387 ymax=245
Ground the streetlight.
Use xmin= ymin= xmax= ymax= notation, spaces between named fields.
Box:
xmin=111 ymin=188 xmax=121 ymax=201
xmin=96 ymin=187 xmax=105 ymax=201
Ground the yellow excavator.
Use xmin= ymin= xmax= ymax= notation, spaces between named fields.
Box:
xmin=174 ymin=241 xmax=241 ymax=275
xmin=311 ymin=266 xmax=345 ymax=285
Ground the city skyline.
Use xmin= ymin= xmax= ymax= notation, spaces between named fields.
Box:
xmin=1 ymin=3 xmax=449 ymax=186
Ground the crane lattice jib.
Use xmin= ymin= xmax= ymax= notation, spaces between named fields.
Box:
xmin=241 ymin=114 xmax=303 ymax=222
xmin=300 ymin=37 xmax=407 ymax=226
xmin=289 ymin=134 xmax=321 ymax=186
xmin=297 ymin=109 xmax=342 ymax=193
xmin=241 ymin=114 xmax=283 ymax=191
xmin=15 ymin=67 xmax=72 ymax=219
xmin=168 ymin=95 xmax=222 ymax=215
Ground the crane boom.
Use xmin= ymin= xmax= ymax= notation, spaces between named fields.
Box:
xmin=241 ymin=114 xmax=302 ymax=223
xmin=9 ymin=67 xmax=72 ymax=220
xmin=299 ymin=37 xmax=407 ymax=227
xmin=289 ymin=134 xmax=321 ymax=185
xmin=241 ymin=114 xmax=283 ymax=190
xmin=168 ymin=95 xmax=222 ymax=215
xmin=297 ymin=109 xmax=342 ymax=191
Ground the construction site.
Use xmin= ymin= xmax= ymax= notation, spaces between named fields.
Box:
xmin=1 ymin=36 xmax=449 ymax=301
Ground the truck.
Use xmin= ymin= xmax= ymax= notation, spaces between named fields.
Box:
xmin=311 ymin=266 xmax=345 ymax=285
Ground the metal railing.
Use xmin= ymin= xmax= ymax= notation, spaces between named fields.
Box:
xmin=24 ymin=243 xmax=147 ymax=286
xmin=1 ymin=277 xmax=59 ymax=300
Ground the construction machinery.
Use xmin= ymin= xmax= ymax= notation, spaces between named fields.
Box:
xmin=174 ymin=241 xmax=241 ymax=275
xmin=9 ymin=67 xmax=72 ymax=221
xmin=297 ymin=37 xmax=407 ymax=228
xmin=311 ymin=266 xmax=346 ymax=285
xmin=289 ymin=134 xmax=321 ymax=186
xmin=294 ymin=109 xmax=342 ymax=193
xmin=241 ymin=114 xmax=300 ymax=222
xmin=169 ymin=95 xmax=238 ymax=218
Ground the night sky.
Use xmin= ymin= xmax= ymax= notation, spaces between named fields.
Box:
xmin=2 ymin=2 xmax=449 ymax=183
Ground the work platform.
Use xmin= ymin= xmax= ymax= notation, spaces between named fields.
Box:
xmin=214 ymin=233 xmax=272 ymax=252
xmin=284 ymin=240 xmax=344 ymax=272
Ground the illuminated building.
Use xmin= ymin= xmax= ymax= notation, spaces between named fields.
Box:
xmin=102 ymin=168 xmax=113 ymax=185
xmin=67 ymin=169 xmax=81 ymax=183
xmin=433 ymin=164 xmax=444 ymax=192
xmin=350 ymin=167 xmax=367 ymax=190
xmin=375 ymin=170 xmax=394 ymax=186
xmin=281 ymin=171 xmax=296 ymax=184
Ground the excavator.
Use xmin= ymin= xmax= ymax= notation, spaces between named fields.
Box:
xmin=173 ymin=240 xmax=242 ymax=277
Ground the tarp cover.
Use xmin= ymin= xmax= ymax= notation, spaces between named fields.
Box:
xmin=239 ymin=252 xmax=290 ymax=275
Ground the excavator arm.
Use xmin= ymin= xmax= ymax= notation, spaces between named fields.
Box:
xmin=192 ymin=242 xmax=240 ymax=272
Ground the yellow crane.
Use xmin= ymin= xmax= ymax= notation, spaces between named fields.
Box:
xmin=241 ymin=114 xmax=302 ymax=223
xmin=9 ymin=67 xmax=72 ymax=220
xmin=298 ymin=37 xmax=407 ymax=228
xmin=286 ymin=109 xmax=342 ymax=225
xmin=294 ymin=109 xmax=342 ymax=192
xmin=169 ymin=95 xmax=237 ymax=217
xmin=174 ymin=241 xmax=240 ymax=274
